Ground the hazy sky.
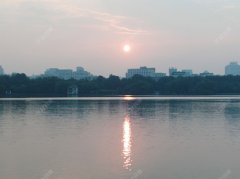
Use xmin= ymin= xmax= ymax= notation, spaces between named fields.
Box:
xmin=0 ymin=0 xmax=240 ymax=76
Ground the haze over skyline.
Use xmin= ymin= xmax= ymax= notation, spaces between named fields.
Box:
xmin=1 ymin=0 xmax=240 ymax=76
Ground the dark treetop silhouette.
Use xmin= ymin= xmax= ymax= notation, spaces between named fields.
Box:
xmin=1 ymin=73 xmax=240 ymax=97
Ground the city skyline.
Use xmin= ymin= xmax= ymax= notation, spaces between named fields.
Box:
xmin=1 ymin=0 xmax=240 ymax=76
xmin=0 ymin=59 xmax=237 ymax=76
xmin=0 ymin=64 xmax=216 ymax=76
xmin=1 ymin=61 xmax=239 ymax=78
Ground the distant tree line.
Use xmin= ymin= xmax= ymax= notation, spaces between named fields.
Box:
xmin=1 ymin=73 xmax=240 ymax=97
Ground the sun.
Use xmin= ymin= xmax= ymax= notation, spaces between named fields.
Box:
xmin=123 ymin=44 xmax=131 ymax=53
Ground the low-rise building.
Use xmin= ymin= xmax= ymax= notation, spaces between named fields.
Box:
xmin=182 ymin=70 xmax=193 ymax=77
xmin=200 ymin=71 xmax=214 ymax=77
xmin=155 ymin=73 xmax=167 ymax=78
xmin=73 ymin=67 xmax=93 ymax=80
xmin=169 ymin=67 xmax=193 ymax=77
xmin=59 ymin=69 xmax=73 ymax=80
xmin=44 ymin=68 xmax=60 ymax=78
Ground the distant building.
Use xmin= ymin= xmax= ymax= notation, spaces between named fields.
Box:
xmin=44 ymin=67 xmax=93 ymax=80
xmin=225 ymin=62 xmax=240 ymax=76
xmin=45 ymin=68 xmax=73 ymax=80
xmin=44 ymin=68 xmax=61 ymax=78
xmin=171 ymin=71 xmax=186 ymax=77
xmin=155 ymin=73 xmax=166 ymax=78
xmin=126 ymin=66 xmax=156 ymax=78
xmin=200 ymin=71 xmax=214 ymax=77
xmin=182 ymin=70 xmax=193 ymax=77
xmin=169 ymin=67 xmax=193 ymax=77
xmin=58 ymin=69 xmax=73 ymax=80
xmin=73 ymin=67 xmax=93 ymax=80
xmin=126 ymin=66 xmax=166 ymax=79
xmin=169 ymin=68 xmax=177 ymax=76
xmin=0 ymin=66 xmax=4 ymax=75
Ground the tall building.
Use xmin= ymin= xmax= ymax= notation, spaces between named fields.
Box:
xmin=225 ymin=62 xmax=240 ymax=76
xmin=0 ymin=66 xmax=4 ymax=75
xmin=169 ymin=68 xmax=177 ymax=76
xmin=44 ymin=67 xmax=93 ymax=80
xmin=126 ymin=66 xmax=166 ymax=79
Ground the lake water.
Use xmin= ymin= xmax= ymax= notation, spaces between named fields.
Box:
xmin=0 ymin=97 xmax=240 ymax=179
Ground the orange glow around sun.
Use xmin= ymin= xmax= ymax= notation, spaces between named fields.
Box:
xmin=123 ymin=44 xmax=131 ymax=53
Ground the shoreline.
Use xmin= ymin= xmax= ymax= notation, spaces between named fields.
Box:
xmin=1 ymin=95 xmax=240 ymax=101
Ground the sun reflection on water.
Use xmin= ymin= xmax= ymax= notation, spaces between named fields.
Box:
xmin=123 ymin=95 xmax=136 ymax=101
xmin=122 ymin=116 xmax=132 ymax=170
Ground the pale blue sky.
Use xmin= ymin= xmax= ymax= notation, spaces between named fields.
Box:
xmin=0 ymin=0 xmax=240 ymax=76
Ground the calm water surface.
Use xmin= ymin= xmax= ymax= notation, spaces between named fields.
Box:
xmin=0 ymin=97 xmax=240 ymax=179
